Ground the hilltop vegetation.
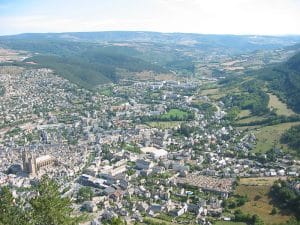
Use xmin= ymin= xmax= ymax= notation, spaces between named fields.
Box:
xmin=217 ymin=50 xmax=300 ymax=156
xmin=280 ymin=125 xmax=300 ymax=152
xmin=2 ymin=32 xmax=300 ymax=89
xmin=219 ymin=49 xmax=300 ymax=115
xmin=0 ymin=176 xmax=84 ymax=225
xmin=259 ymin=52 xmax=300 ymax=113
xmin=2 ymin=31 xmax=299 ymax=53
xmin=221 ymin=80 xmax=270 ymax=116
xmin=0 ymin=39 xmax=170 ymax=89
xmin=219 ymin=50 xmax=300 ymax=116
xmin=270 ymin=179 xmax=300 ymax=220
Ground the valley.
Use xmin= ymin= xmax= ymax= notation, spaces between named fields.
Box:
xmin=0 ymin=32 xmax=300 ymax=225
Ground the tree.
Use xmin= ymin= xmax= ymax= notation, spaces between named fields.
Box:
xmin=280 ymin=125 xmax=300 ymax=153
xmin=77 ymin=187 xmax=94 ymax=203
xmin=30 ymin=176 xmax=84 ymax=225
xmin=0 ymin=186 xmax=30 ymax=225
xmin=271 ymin=207 xmax=278 ymax=215
xmin=103 ymin=217 xmax=125 ymax=225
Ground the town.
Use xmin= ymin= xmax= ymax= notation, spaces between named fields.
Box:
xmin=0 ymin=65 xmax=299 ymax=225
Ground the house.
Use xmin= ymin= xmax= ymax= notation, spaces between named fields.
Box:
xmin=136 ymin=201 xmax=150 ymax=212
xmin=104 ymin=186 xmax=116 ymax=195
xmin=102 ymin=210 xmax=117 ymax=220
xmin=141 ymin=146 xmax=168 ymax=159
xmin=136 ymin=159 xmax=153 ymax=170
xmin=109 ymin=189 xmax=123 ymax=202
xmin=170 ymin=203 xmax=188 ymax=217
xmin=81 ymin=201 xmax=97 ymax=213
xmin=148 ymin=204 xmax=164 ymax=215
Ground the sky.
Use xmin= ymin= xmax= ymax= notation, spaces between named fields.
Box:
xmin=0 ymin=0 xmax=300 ymax=36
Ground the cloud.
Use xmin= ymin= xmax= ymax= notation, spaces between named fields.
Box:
xmin=0 ymin=0 xmax=300 ymax=35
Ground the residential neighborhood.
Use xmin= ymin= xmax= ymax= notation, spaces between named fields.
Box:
xmin=0 ymin=66 xmax=299 ymax=225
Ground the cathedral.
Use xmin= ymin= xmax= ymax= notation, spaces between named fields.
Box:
xmin=22 ymin=150 xmax=54 ymax=176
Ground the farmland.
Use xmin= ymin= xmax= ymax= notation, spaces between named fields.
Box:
xmin=235 ymin=178 xmax=291 ymax=225
xmin=253 ymin=122 xmax=300 ymax=153
xmin=268 ymin=93 xmax=295 ymax=116
xmin=215 ymin=221 xmax=247 ymax=225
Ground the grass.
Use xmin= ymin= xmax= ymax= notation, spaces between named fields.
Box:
xmin=239 ymin=177 xmax=287 ymax=186
xmin=160 ymin=109 xmax=190 ymax=121
xmin=124 ymin=143 xmax=141 ymax=154
xmin=237 ymin=110 xmax=251 ymax=118
xmin=147 ymin=121 xmax=181 ymax=129
xmin=98 ymin=87 xmax=113 ymax=96
xmin=201 ymin=88 xmax=219 ymax=95
xmin=236 ymin=126 xmax=261 ymax=132
xmin=0 ymin=66 xmax=25 ymax=75
xmin=200 ymin=87 xmax=227 ymax=100
xmin=176 ymin=212 xmax=196 ymax=224
xmin=236 ymin=115 xmax=266 ymax=124
xmin=215 ymin=221 xmax=247 ymax=225
xmin=235 ymin=184 xmax=291 ymax=225
xmin=268 ymin=93 xmax=296 ymax=116
xmin=139 ymin=217 xmax=181 ymax=225
xmin=253 ymin=122 xmax=300 ymax=153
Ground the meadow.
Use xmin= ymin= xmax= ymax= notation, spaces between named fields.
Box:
xmin=267 ymin=93 xmax=295 ymax=116
xmin=235 ymin=179 xmax=291 ymax=225
xmin=253 ymin=122 xmax=300 ymax=153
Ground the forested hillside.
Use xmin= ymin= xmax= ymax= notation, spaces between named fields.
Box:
xmin=260 ymin=52 xmax=300 ymax=113
xmin=1 ymin=32 xmax=300 ymax=89
xmin=0 ymin=39 xmax=168 ymax=89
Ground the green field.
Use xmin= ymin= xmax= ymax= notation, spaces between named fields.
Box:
xmin=201 ymin=88 xmax=227 ymax=100
xmin=235 ymin=184 xmax=291 ymax=225
xmin=253 ymin=122 xmax=300 ymax=153
xmin=239 ymin=177 xmax=287 ymax=186
xmin=160 ymin=109 xmax=191 ymax=121
xmin=236 ymin=115 xmax=266 ymax=124
xmin=138 ymin=217 xmax=180 ymax=225
xmin=215 ymin=221 xmax=247 ymax=225
xmin=201 ymin=88 xmax=219 ymax=95
xmin=268 ymin=93 xmax=296 ymax=116
xmin=237 ymin=110 xmax=251 ymax=118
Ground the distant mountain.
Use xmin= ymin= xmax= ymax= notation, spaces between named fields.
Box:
xmin=1 ymin=31 xmax=300 ymax=89
xmin=2 ymin=31 xmax=300 ymax=53
xmin=0 ymin=37 xmax=168 ymax=89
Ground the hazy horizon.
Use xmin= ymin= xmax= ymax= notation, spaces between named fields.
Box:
xmin=0 ymin=0 xmax=300 ymax=36
xmin=2 ymin=30 xmax=300 ymax=38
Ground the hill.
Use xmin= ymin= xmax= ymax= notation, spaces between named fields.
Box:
xmin=0 ymin=39 xmax=168 ymax=89
xmin=1 ymin=32 xmax=300 ymax=89
xmin=259 ymin=52 xmax=300 ymax=113
xmin=2 ymin=31 xmax=300 ymax=53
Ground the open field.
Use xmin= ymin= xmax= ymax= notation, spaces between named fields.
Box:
xmin=0 ymin=48 xmax=29 ymax=63
xmin=239 ymin=177 xmax=286 ymax=186
xmin=131 ymin=71 xmax=178 ymax=81
xmin=236 ymin=115 xmax=266 ymax=124
xmin=137 ymin=217 xmax=181 ymax=225
xmin=147 ymin=121 xmax=181 ymax=129
xmin=200 ymin=87 xmax=228 ymax=100
xmin=236 ymin=125 xmax=261 ymax=132
xmin=215 ymin=221 xmax=247 ymax=225
xmin=0 ymin=66 xmax=25 ymax=75
xmin=237 ymin=110 xmax=251 ymax=118
xmin=253 ymin=122 xmax=300 ymax=153
xmin=236 ymin=184 xmax=291 ymax=225
xmin=201 ymin=88 xmax=219 ymax=95
xmin=268 ymin=93 xmax=296 ymax=116
xmin=160 ymin=109 xmax=191 ymax=121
